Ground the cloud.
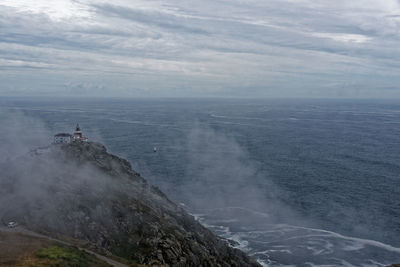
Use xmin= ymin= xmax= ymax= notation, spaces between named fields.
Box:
xmin=1 ymin=0 xmax=400 ymax=97
xmin=311 ymin=33 xmax=372 ymax=44
xmin=0 ymin=0 xmax=93 ymax=21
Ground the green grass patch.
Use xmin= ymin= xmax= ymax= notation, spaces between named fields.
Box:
xmin=35 ymin=245 xmax=111 ymax=267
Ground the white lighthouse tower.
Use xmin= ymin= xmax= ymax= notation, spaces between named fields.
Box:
xmin=73 ymin=124 xmax=88 ymax=141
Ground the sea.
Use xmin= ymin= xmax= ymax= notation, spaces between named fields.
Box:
xmin=1 ymin=97 xmax=400 ymax=267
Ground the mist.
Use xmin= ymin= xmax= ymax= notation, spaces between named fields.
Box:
xmin=131 ymin=122 xmax=306 ymax=231
xmin=183 ymin=125 xmax=286 ymax=215
xmin=0 ymin=109 xmax=52 ymax=162
xmin=0 ymin=111 xmax=143 ymax=237
xmin=0 ymin=109 xmax=302 ymax=231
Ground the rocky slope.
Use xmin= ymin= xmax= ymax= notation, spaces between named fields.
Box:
xmin=0 ymin=141 xmax=260 ymax=266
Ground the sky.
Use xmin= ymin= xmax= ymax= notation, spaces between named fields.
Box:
xmin=0 ymin=0 xmax=400 ymax=98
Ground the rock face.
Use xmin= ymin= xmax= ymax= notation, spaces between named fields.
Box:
xmin=0 ymin=141 xmax=260 ymax=266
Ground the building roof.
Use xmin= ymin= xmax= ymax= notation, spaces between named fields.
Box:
xmin=54 ymin=133 xmax=72 ymax=137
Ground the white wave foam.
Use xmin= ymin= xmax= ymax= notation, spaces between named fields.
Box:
xmin=192 ymin=212 xmax=400 ymax=265
xmin=206 ymin=206 xmax=270 ymax=218
xmin=279 ymin=224 xmax=400 ymax=254
xmin=238 ymin=223 xmax=400 ymax=254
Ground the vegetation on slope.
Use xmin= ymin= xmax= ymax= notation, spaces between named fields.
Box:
xmin=32 ymin=245 xmax=111 ymax=267
xmin=0 ymin=231 xmax=111 ymax=267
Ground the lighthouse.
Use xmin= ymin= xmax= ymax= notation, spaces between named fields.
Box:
xmin=73 ymin=124 xmax=88 ymax=141
xmin=54 ymin=124 xmax=88 ymax=144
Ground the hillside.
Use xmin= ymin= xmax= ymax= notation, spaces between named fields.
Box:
xmin=0 ymin=141 xmax=260 ymax=266
xmin=0 ymin=229 xmax=114 ymax=267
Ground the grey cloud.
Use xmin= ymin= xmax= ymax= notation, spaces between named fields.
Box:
xmin=0 ymin=0 xmax=400 ymax=97
xmin=92 ymin=4 xmax=210 ymax=35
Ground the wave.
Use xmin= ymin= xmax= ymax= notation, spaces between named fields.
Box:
xmin=193 ymin=208 xmax=400 ymax=267
xmin=205 ymin=206 xmax=271 ymax=218
xmin=283 ymin=225 xmax=400 ymax=254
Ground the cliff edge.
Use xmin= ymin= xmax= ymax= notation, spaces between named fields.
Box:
xmin=0 ymin=141 xmax=260 ymax=266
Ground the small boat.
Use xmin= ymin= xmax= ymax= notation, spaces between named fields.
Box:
xmin=153 ymin=147 xmax=157 ymax=152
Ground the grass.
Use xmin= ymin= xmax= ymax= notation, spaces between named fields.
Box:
xmin=0 ymin=230 xmax=143 ymax=267
xmin=17 ymin=245 xmax=112 ymax=267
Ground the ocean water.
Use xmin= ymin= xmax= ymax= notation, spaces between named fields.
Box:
xmin=1 ymin=97 xmax=400 ymax=266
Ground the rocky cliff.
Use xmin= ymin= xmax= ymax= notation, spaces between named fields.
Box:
xmin=0 ymin=141 xmax=260 ymax=266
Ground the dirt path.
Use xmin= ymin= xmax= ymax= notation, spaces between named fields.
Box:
xmin=0 ymin=226 xmax=128 ymax=267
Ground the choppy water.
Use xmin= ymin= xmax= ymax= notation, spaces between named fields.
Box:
xmin=1 ymin=97 xmax=400 ymax=266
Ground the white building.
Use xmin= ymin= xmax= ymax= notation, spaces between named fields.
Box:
xmin=54 ymin=124 xmax=88 ymax=144
xmin=54 ymin=133 xmax=72 ymax=144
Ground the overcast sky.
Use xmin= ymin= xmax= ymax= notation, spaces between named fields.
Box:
xmin=0 ymin=0 xmax=400 ymax=98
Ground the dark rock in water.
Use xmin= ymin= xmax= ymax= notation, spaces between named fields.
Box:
xmin=0 ymin=141 xmax=260 ymax=266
